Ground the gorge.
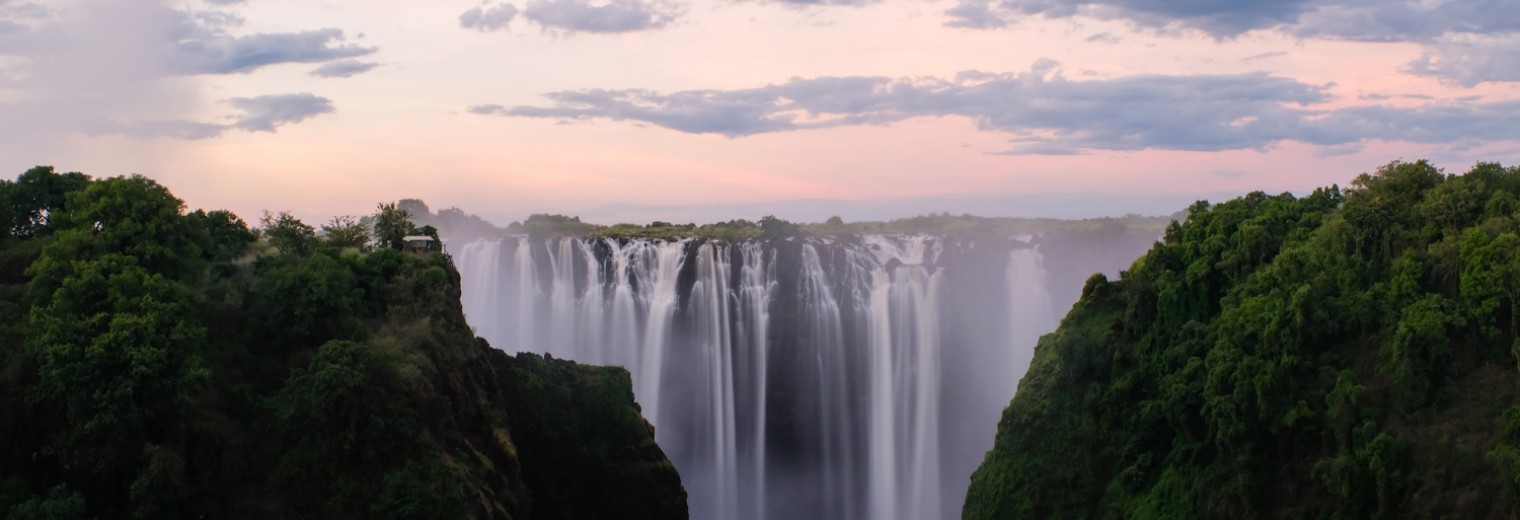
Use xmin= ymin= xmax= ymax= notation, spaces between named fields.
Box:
xmin=450 ymin=224 xmax=1159 ymax=520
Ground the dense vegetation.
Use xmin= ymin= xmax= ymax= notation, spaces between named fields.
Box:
xmin=0 ymin=167 xmax=685 ymax=519
xmin=402 ymin=197 xmax=1171 ymax=244
xmin=965 ymin=160 xmax=1520 ymax=519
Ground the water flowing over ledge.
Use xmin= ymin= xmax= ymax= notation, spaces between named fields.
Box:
xmin=456 ymin=234 xmax=1057 ymax=520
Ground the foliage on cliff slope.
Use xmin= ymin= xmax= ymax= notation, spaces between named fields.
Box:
xmin=966 ymin=160 xmax=1520 ymax=519
xmin=0 ymin=166 xmax=686 ymax=519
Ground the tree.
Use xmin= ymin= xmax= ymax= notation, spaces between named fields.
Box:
xmin=522 ymin=213 xmax=592 ymax=236
xmin=4 ymin=484 xmax=88 ymax=520
xmin=416 ymin=225 xmax=442 ymax=253
xmin=28 ymin=175 xmax=202 ymax=297
xmin=273 ymin=339 xmax=419 ymax=511
xmin=187 ymin=209 xmax=256 ymax=262
xmin=261 ymin=211 xmax=317 ymax=256
xmin=252 ymin=251 xmax=364 ymax=349
xmin=759 ymin=215 xmax=800 ymax=240
xmin=7 ymin=166 xmax=90 ymax=237
xmin=27 ymin=254 xmax=209 ymax=474
xmin=321 ymin=215 xmax=371 ymax=251
xmin=373 ymin=202 xmax=415 ymax=251
xmin=0 ymin=179 xmax=15 ymax=238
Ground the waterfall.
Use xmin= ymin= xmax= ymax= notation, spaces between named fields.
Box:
xmin=456 ymin=234 xmax=1060 ymax=520
xmin=1006 ymin=244 xmax=1055 ymax=398
xmin=735 ymin=242 xmax=775 ymax=520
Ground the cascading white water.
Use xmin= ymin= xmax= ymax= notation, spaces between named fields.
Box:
xmin=735 ymin=243 xmax=775 ymax=520
xmin=1006 ymin=245 xmax=1056 ymax=397
xmin=639 ymin=240 xmax=686 ymax=423
xmin=456 ymin=234 xmax=1059 ymax=520
xmin=798 ymin=243 xmax=852 ymax=520
xmin=861 ymin=235 xmax=944 ymax=520
xmin=691 ymin=242 xmax=738 ymax=520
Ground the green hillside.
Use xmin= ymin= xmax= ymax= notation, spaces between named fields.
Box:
xmin=0 ymin=167 xmax=686 ymax=519
xmin=966 ymin=160 xmax=1520 ymax=519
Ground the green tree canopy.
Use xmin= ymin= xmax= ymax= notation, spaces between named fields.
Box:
xmin=260 ymin=211 xmax=318 ymax=256
xmin=321 ymin=215 xmax=371 ymax=251
xmin=373 ymin=202 xmax=416 ymax=251
xmin=6 ymin=166 xmax=90 ymax=238
xmin=27 ymin=254 xmax=208 ymax=474
xmin=966 ymin=160 xmax=1520 ymax=519
xmin=28 ymin=175 xmax=202 ymax=300
xmin=187 ymin=209 xmax=256 ymax=262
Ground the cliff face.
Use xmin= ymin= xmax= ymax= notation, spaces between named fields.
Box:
xmin=493 ymin=352 xmax=687 ymax=519
xmin=363 ymin=259 xmax=689 ymax=520
xmin=965 ymin=161 xmax=1520 ymax=519
xmin=0 ymin=169 xmax=685 ymax=519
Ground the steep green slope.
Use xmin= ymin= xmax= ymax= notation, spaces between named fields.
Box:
xmin=0 ymin=167 xmax=686 ymax=519
xmin=966 ymin=160 xmax=1520 ymax=519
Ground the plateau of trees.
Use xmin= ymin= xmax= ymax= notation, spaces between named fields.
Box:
xmin=0 ymin=166 xmax=686 ymax=519
xmin=415 ymin=202 xmax=1171 ymax=243
xmin=965 ymin=160 xmax=1520 ymax=519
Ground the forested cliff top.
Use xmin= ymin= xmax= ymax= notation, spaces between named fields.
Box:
xmin=966 ymin=160 xmax=1520 ymax=519
xmin=0 ymin=167 xmax=686 ymax=519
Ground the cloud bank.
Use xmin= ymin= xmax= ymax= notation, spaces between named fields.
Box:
xmin=169 ymin=23 xmax=376 ymax=75
xmin=460 ymin=3 xmax=520 ymax=32
xmin=473 ymin=61 xmax=1519 ymax=154
xmin=0 ymin=1 xmax=352 ymax=144
xmin=523 ymin=0 xmax=679 ymax=33
xmin=459 ymin=0 xmax=680 ymax=34
xmin=942 ymin=0 xmax=1520 ymax=85
xmin=309 ymin=60 xmax=379 ymax=78
xmin=227 ymin=93 xmax=334 ymax=132
xmin=94 ymin=93 xmax=335 ymax=140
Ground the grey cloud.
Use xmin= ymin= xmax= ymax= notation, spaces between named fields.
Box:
xmin=460 ymin=3 xmax=519 ymax=32
xmin=82 ymin=94 xmax=335 ymax=140
xmin=474 ymin=61 xmax=1519 ymax=154
xmin=0 ymin=1 xmax=45 ymax=35
xmin=1291 ymin=1 xmax=1520 ymax=42
xmin=8 ymin=2 xmax=46 ymax=18
xmin=1304 ymin=101 xmax=1520 ymax=146
xmin=1085 ymin=31 xmax=1120 ymax=43
xmin=944 ymin=1 xmax=1008 ymax=30
xmin=992 ymin=0 xmax=1317 ymax=36
xmin=980 ymin=0 xmax=1519 ymax=40
xmin=170 ymin=24 xmax=376 ymax=74
xmin=309 ymin=59 xmax=379 ymax=78
xmin=191 ymin=9 xmax=245 ymax=28
xmin=1241 ymin=51 xmax=1285 ymax=62
xmin=0 ymin=2 xmax=342 ymax=152
xmin=468 ymin=104 xmax=510 ymax=115
xmin=522 ymin=0 xmax=679 ymax=34
xmin=227 ymin=93 xmax=333 ymax=132
xmin=956 ymin=0 xmax=1520 ymax=85
xmin=1313 ymin=142 xmax=1365 ymax=158
xmin=0 ymin=5 xmax=372 ymax=76
xmin=1406 ymin=35 xmax=1520 ymax=86
xmin=204 ymin=0 xmax=247 ymax=5
xmin=759 ymin=0 xmax=879 ymax=6
xmin=0 ymin=2 xmax=196 ymax=145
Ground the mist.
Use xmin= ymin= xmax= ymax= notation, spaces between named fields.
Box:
xmin=448 ymin=221 xmax=1159 ymax=520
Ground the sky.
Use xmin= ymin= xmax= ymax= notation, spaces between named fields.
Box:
xmin=1 ymin=0 xmax=1517 ymax=225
